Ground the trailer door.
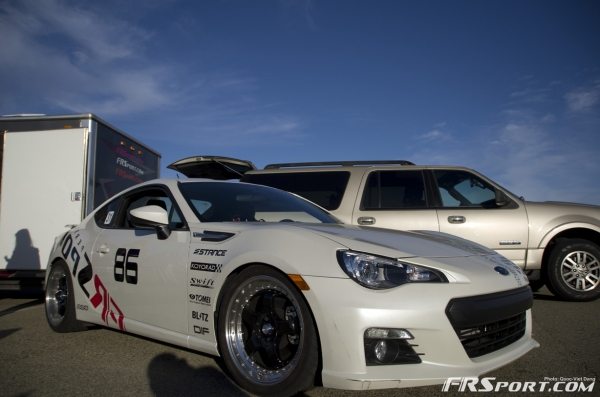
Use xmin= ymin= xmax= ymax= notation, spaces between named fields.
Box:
xmin=0 ymin=129 xmax=86 ymax=272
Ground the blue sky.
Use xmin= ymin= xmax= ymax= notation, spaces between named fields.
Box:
xmin=1 ymin=0 xmax=599 ymax=204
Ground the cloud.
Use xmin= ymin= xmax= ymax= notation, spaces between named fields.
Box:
xmin=0 ymin=0 xmax=305 ymax=147
xmin=418 ymin=124 xmax=451 ymax=142
xmin=565 ymin=85 xmax=600 ymax=112
xmin=0 ymin=0 xmax=171 ymax=115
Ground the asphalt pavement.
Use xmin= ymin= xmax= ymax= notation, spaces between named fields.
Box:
xmin=1 ymin=287 xmax=598 ymax=397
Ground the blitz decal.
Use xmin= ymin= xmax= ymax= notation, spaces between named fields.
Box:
xmin=190 ymin=262 xmax=222 ymax=273
xmin=193 ymin=325 xmax=210 ymax=335
xmin=193 ymin=249 xmax=227 ymax=257
xmin=190 ymin=277 xmax=215 ymax=289
xmin=189 ymin=294 xmax=212 ymax=305
xmin=60 ymin=231 xmax=126 ymax=331
xmin=192 ymin=311 xmax=209 ymax=322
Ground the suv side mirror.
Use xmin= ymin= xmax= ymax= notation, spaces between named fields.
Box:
xmin=129 ymin=205 xmax=171 ymax=240
xmin=495 ymin=189 xmax=510 ymax=208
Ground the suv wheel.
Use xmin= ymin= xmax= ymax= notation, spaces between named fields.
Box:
xmin=546 ymin=239 xmax=600 ymax=301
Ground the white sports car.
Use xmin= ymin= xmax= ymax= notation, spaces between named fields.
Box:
xmin=45 ymin=178 xmax=538 ymax=396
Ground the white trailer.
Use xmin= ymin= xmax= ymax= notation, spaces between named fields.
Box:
xmin=0 ymin=114 xmax=161 ymax=291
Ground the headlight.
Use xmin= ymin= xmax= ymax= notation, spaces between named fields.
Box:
xmin=337 ymin=250 xmax=447 ymax=289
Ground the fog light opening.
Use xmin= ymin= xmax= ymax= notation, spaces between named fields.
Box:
xmin=364 ymin=328 xmax=422 ymax=366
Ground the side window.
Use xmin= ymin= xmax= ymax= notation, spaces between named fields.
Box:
xmin=114 ymin=187 xmax=186 ymax=229
xmin=361 ymin=170 xmax=427 ymax=210
xmin=94 ymin=197 xmax=123 ymax=228
xmin=433 ymin=170 xmax=497 ymax=208
xmin=243 ymin=171 xmax=350 ymax=210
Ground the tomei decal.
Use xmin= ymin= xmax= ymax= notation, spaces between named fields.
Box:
xmin=189 ymin=294 xmax=212 ymax=305
xmin=190 ymin=278 xmax=215 ymax=289
xmin=193 ymin=249 xmax=227 ymax=257
xmin=60 ymin=231 xmax=126 ymax=331
xmin=190 ymin=262 xmax=222 ymax=273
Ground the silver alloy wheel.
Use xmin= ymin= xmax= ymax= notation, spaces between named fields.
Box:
xmin=224 ymin=275 xmax=304 ymax=385
xmin=46 ymin=265 xmax=70 ymax=327
xmin=560 ymin=250 xmax=600 ymax=291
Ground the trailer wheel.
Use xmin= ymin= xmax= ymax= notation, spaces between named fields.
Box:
xmin=45 ymin=261 xmax=85 ymax=332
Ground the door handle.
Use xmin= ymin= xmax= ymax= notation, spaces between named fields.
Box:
xmin=357 ymin=217 xmax=376 ymax=226
xmin=447 ymin=216 xmax=466 ymax=224
xmin=97 ymin=244 xmax=110 ymax=254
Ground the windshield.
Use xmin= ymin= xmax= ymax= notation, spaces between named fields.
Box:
xmin=178 ymin=182 xmax=339 ymax=224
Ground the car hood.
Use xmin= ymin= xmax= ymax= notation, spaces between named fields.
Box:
xmin=288 ymin=223 xmax=494 ymax=259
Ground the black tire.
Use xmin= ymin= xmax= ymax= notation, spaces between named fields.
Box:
xmin=546 ymin=239 xmax=600 ymax=301
xmin=528 ymin=278 xmax=545 ymax=292
xmin=45 ymin=261 xmax=86 ymax=332
xmin=217 ymin=265 xmax=318 ymax=397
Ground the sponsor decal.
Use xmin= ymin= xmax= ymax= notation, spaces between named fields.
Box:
xmin=90 ymin=275 xmax=125 ymax=331
xmin=442 ymin=377 xmax=596 ymax=393
xmin=193 ymin=325 xmax=210 ymax=335
xmin=193 ymin=248 xmax=227 ymax=257
xmin=104 ymin=211 xmax=114 ymax=225
xmin=190 ymin=262 xmax=222 ymax=273
xmin=116 ymin=157 xmax=144 ymax=176
xmin=190 ymin=277 xmax=215 ymax=289
xmin=189 ymin=294 xmax=212 ymax=305
xmin=192 ymin=311 xmax=209 ymax=322
xmin=61 ymin=231 xmax=126 ymax=331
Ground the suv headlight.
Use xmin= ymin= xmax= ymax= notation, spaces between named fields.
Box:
xmin=337 ymin=250 xmax=447 ymax=289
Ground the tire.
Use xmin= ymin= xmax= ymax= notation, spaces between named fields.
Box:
xmin=217 ymin=265 xmax=318 ymax=397
xmin=528 ymin=278 xmax=545 ymax=292
xmin=546 ymin=239 xmax=600 ymax=301
xmin=45 ymin=261 xmax=85 ymax=332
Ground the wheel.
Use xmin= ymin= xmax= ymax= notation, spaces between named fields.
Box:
xmin=217 ymin=265 xmax=318 ymax=396
xmin=546 ymin=239 xmax=600 ymax=301
xmin=45 ymin=261 xmax=85 ymax=332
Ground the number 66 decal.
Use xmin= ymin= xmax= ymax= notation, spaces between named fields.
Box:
xmin=114 ymin=248 xmax=139 ymax=284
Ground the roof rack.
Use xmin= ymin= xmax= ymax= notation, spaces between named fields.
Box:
xmin=264 ymin=160 xmax=414 ymax=169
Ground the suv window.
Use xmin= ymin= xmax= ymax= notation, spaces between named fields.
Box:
xmin=361 ymin=170 xmax=427 ymax=210
xmin=243 ymin=171 xmax=350 ymax=210
xmin=433 ymin=170 xmax=498 ymax=208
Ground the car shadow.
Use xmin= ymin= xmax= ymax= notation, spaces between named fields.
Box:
xmin=0 ymin=298 xmax=43 ymax=318
xmin=147 ymin=352 xmax=249 ymax=397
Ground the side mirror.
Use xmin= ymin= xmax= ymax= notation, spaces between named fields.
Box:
xmin=495 ymin=189 xmax=510 ymax=208
xmin=129 ymin=205 xmax=171 ymax=240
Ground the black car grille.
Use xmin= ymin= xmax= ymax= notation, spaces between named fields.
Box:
xmin=446 ymin=286 xmax=532 ymax=358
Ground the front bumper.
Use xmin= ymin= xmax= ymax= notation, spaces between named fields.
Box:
xmin=302 ymin=276 xmax=539 ymax=390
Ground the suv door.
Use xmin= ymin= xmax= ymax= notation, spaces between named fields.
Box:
xmin=432 ymin=169 xmax=529 ymax=266
xmin=352 ymin=170 xmax=440 ymax=231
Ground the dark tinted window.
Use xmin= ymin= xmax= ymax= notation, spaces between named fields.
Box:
xmin=179 ymin=182 xmax=338 ymax=224
xmin=94 ymin=197 xmax=123 ymax=228
xmin=93 ymin=124 xmax=160 ymax=209
xmin=242 ymin=171 xmax=350 ymax=210
xmin=361 ymin=171 xmax=427 ymax=210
